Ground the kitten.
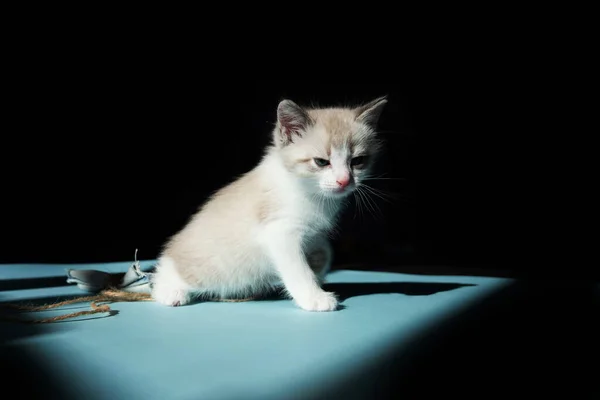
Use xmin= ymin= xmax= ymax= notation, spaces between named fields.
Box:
xmin=151 ymin=96 xmax=388 ymax=311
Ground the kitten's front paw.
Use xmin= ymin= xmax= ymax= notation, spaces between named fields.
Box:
xmin=297 ymin=291 xmax=339 ymax=312
xmin=152 ymin=287 xmax=190 ymax=307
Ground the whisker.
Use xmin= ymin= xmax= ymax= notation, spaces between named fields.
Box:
xmin=364 ymin=188 xmax=384 ymax=221
xmin=361 ymin=187 xmax=394 ymax=204
xmin=363 ymin=172 xmax=408 ymax=182
xmin=317 ymin=192 xmax=325 ymax=213
xmin=375 ymin=129 xmax=410 ymax=136
xmin=361 ymin=183 xmax=398 ymax=200
xmin=357 ymin=188 xmax=378 ymax=221
xmin=356 ymin=187 xmax=383 ymax=221
xmin=360 ymin=184 xmax=397 ymax=204
xmin=354 ymin=189 xmax=365 ymax=222
xmin=363 ymin=177 xmax=408 ymax=181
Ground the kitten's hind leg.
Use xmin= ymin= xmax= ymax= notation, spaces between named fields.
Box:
xmin=151 ymin=256 xmax=193 ymax=307
xmin=306 ymin=238 xmax=333 ymax=284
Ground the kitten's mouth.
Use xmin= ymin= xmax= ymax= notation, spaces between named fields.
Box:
xmin=323 ymin=185 xmax=354 ymax=198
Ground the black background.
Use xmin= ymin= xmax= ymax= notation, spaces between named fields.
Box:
xmin=0 ymin=16 xmax=597 ymax=399
xmin=0 ymin=72 xmax=584 ymax=278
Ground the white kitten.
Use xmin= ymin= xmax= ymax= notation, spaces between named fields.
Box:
xmin=151 ymin=96 xmax=388 ymax=311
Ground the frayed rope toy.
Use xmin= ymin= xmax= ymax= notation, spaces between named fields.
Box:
xmin=1 ymin=250 xmax=253 ymax=324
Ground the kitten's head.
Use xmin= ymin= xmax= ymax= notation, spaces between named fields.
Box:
xmin=273 ymin=96 xmax=388 ymax=199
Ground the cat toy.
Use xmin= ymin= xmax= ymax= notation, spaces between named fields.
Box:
xmin=1 ymin=250 xmax=253 ymax=324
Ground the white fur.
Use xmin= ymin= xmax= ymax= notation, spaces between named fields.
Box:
xmin=151 ymin=97 xmax=387 ymax=311
xmin=151 ymin=152 xmax=340 ymax=310
xmin=151 ymin=256 xmax=193 ymax=306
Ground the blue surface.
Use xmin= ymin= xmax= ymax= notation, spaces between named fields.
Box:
xmin=1 ymin=261 xmax=514 ymax=399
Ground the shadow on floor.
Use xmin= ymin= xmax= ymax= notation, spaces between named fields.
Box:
xmin=0 ymin=276 xmax=73 ymax=291
xmin=2 ymin=278 xmax=598 ymax=398
xmin=324 ymin=281 xmax=475 ymax=301
xmin=316 ymin=280 xmax=600 ymax=398
xmin=244 ymin=281 xmax=474 ymax=303
xmin=0 ymin=296 xmax=69 ymax=398
xmin=0 ymin=344 xmax=70 ymax=399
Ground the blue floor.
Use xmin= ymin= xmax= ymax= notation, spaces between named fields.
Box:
xmin=1 ymin=261 xmax=515 ymax=399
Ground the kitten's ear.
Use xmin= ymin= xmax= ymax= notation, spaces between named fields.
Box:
xmin=276 ymin=99 xmax=312 ymax=146
xmin=355 ymin=96 xmax=388 ymax=129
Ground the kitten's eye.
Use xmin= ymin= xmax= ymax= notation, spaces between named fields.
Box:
xmin=351 ymin=156 xmax=367 ymax=167
xmin=313 ymin=158 xmax=330 ymax=167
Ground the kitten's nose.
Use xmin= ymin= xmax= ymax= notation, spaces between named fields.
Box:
xmin=336 ymin=175 xmax=351 ymax=188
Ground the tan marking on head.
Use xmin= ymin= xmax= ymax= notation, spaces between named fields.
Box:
xmin=307 ymin=108 xmax=357 ymax=151
xmin=275 ymin=99 xmax=386 ymax=179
